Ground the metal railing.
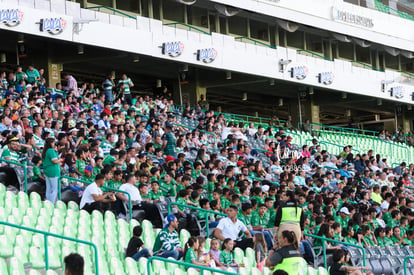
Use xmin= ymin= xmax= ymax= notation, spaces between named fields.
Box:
xmin=58 ymin=175 xmax=91 ymax=201
xmin=0 ymin=158 xmax=27 ymax=193
xmin=297 ymin=50 xmax=333 ymax=61
xmin=351 ymin=61 xmax=384 ymax=72
xmin=235 ymin=37 xmax=277 ymax=49
xmin=163 ymin=23 xmax=211 ymax=35
xmin=304 ymin=233 xmax=366 ymax=269
xmin=404 ymin=256 xmax=414 ymax=275
xmin=167 ymin=202 xmax=227 ymax=237
xmin=0 ymin=221 xmax=99 ymax=274
xmin=147 ymin=256 xmax=237 ymax=275
xmin=248 ymin=175 xmax=280 ymax=186
xmin=85 ymin=5 xmax=137 ymax=19
xmin=58 ymin=176 xmax=133 ymax=221
xmin=309 ymin=122 xmax=379 ymax=136
xmin=171 ymin=122 xmax=217 ymax=145
xmin=399 ymin=70 xmax=414 ymax=79
xmin=102 ymin=186 xmax=133 ymax=221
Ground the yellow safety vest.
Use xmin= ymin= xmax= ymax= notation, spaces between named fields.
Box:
xmin=280 ymin=206 xmax=302 ymax=226
xmin=272 ymin=256 xmax=308 ymax=274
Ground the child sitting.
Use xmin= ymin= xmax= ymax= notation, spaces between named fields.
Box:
xmin=126 ymin=226 xmax=152 ymax=261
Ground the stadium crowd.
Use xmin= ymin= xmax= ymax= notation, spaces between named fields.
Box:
xmin=1 ymin=63 xmax=414 ymax=274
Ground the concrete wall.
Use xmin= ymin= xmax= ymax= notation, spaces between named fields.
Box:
xmin=1 ymin=0 xmax=414 ymax=106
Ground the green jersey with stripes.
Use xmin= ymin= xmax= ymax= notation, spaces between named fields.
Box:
xmin=118 ymin=78 xmax=132 ymax=94
xmin=33 ymin=134 xmax=44 ymax=148
xmin=100 ymin=140 xmax=113 ymax=156
xmin=1 ymin=147 xmax=19 ymax=163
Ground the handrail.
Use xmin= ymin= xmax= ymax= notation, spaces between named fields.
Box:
xmin=170 ymin=122 xmax=217 ymax=145
xmin=304 ymin=233 xmax=366 ymax=270
xmin=147 ymin=256 xmax=237 ymax=275
xmin=351 ymin=61 xmax=384 ymax=72
xmin=297 ymin=49 xmax=333 ymax=61
xmin=309 ymin=122 xmax=378 ymax=136
xmin=58 ymin=175 xmax=91 ymax=201
xmin=85 ymin=5 xmax=137 ymax=19
xmin=163 ymin=23 xmax=211 ymax=36
xmin=58 ymin=176 xmax=133 ymax=221
xmin=404 ymin=256 xmax=414 ymax=275
xmin=398 ymin=70 xmax=414 ymax=79
xmin=234 ymin=37 xmax=277 ymax=49
xmin=285 ymin=131 xmax=303 ymax=145
xmin=322 ymin=166 xmax=339 ymax=171
xmin=0 ymin=158 xmax=27 ymax=193
xmin=248 ymin=175 xmax=280 ymax=186
xmin=167 ymin=202 xmax=227 ymax=237
xmin=0 ymin=221 xmax=99 ymax=274
xmin=102 ymin=186 xmax=132 ymax=221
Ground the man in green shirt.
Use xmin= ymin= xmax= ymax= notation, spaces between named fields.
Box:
xmin=1 ymin=138 xmax=20 ymax=164
xmin=159 ymin=173 xmax=176 ymax=197
xmin=251 ymin=204 xmax=274 ymax=249
xmin=26 ymin=65 xmax=40 ymax=84
xmin=153 ymin=214 xmax=183 ymax=259
xmin=335 ymin=207 xmax=350 ymax=229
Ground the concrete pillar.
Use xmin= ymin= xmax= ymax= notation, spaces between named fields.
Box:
xmin=288 ymin=96 xmax=320 ymax=130
xmin=47 ymin=59 xmax=62 ymax=89
xmin=402 ymin=109 xmax=413 ymax=134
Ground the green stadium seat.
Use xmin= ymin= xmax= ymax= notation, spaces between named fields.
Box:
xmin=0 ymin=258 xmax=7 ymax=275
xmin=250 ymin=267 xmax=261 ymax=275
xmin=45 ymin=270 xmax=59 ymax=275
xmin=67 ymin=201 xmax=79 ymax=212
xmin=47 ymin=246 xmax=62 ymax=270
xmin=187 ymin=267 xmax=199 ymax=275
xmin=0 ymin=234 xmax=13 ymax=258
xmin=124 ymin=257 xmax=139 ymax=275
xmin=317 ymin=267 xmax=329 ymax=275
xmin=29 ymin=246 xmax=45 ymax=269
xmin=307 ymin=266 xmax=317 ymax=275
xmin=234 ymin=247 xmax=244 ymax=264
xmin=8 ymin=257 xmax=25 ymax=275
xmin=245 ymin=247 xmax=256 ymax=267
xmin=29 ymin=192 xmax=41 ymax=210
xmin=179 ymin=229 xmax=191 ymax=247
xmin=28 ymin=270 xmax=42 ymax=275
xmin=138 ymin=256 xmax=149 ymax=274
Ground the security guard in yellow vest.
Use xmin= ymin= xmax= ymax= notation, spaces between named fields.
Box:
xmin=266 ymin=230 xmax=307 ymax=275
xmin=274 ymin=191 xmax=305 ymax=244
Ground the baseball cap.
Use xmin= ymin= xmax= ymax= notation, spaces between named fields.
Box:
xmin=68 ymin=167 xmax=76 ymax=173
xmin=165 ymin=155 xmax=175 ymax=163
xmin=340 ymin=207 xmax=350 ymax=215
xmin=164 ymin=214 xmax=176 ymax=228
xmin=84 ymin=165 xmax=93 ymax=173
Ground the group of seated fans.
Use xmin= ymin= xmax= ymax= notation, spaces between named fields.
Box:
xmin=2 ymin=64 xmax=414 ymax=275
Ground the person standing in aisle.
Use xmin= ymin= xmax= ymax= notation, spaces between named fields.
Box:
xmin=274 ymin=191 xmax=305 ymax=244
xmin=118 ymin=74 xmax=134 ymax=105
xmin=42 ymin=138 xmax=62 ymax=203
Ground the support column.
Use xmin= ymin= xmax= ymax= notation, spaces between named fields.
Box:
xmin=47 ymin=59 xmax=62 ymax=89
xmin=290 ymin=96 xmax=320 ymax=129
xmin=402 ymin=108 xmax=413 ymax=134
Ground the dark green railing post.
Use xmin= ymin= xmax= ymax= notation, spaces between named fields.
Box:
xmin=44 ymin=234 xmax=49 ymax=270
xmin=321 ymin=239 xmax=327 ymax=269
xmin=167 ymin=202 xmax=227 ymax=237
xmin=304 ymin=233 xmax=366 ymax=268
xmin=403 ymin=256 xmax=414 ymax=275
xmin=0 ymin=221 xmax=99 ymax=274
xmin=58 ymin=176 xmax=92 ymax=201
xmin=23 ymin=163 xmax=27 ymax=193
xmin=102 ymin=186 xmax=132 ymax=221
xmin=147 ymin=256 xmax=237 ymax=275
